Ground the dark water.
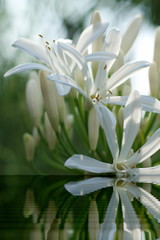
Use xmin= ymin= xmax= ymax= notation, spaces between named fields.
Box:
xmin=0 ymin=176 xmax=160 ymax=239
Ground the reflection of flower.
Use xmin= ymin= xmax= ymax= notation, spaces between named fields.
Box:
xmin=65 ymin=177 xmax=160 ymax=239
xmin=65 ymin=90 xmax=160 ymax=176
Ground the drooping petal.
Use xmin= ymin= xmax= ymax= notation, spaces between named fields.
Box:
xmin=126 ymin=185 xmax=160 ymax=222
xmin=98 ymin=105 xmax=119 ymax=160
xmin=99 ymin=191 xmax=119 ymax=239
xmin=4 ymin=63 xmax=51 ymax=77
xmin=118 ymin=188 xmax=141 ymax=240
xmin=118 ymin=90 xmax=141 ymax=162
xmin=107 ymin=61 xmax=150 ymax=91
xmin=85 ymin=52 xmax=117 ymax=62
xmin=64 ymin=154 xmax=114 ymax=173
xmin=121 ymin=14 xmax=143 ymax=54
xmin=76 ymin=22 xmax=109 ymax=54
xmin=104 ymin=95 xmax=160 ymax=114
xmin=12 ymin=38 xmax=49 ymax=64
xmin=127 ymin=128 xmax=160 ymax=166
xmin=48 ymin=73 xmax=87 ymax=97
xmin=65 ymin=177 xmax=114 ymax=196
xmin=104 ymin=28 xmax=121 ymax=71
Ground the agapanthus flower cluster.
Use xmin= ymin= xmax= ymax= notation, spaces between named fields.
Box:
xmin=4 ymin=11 xmax=160 ymax=176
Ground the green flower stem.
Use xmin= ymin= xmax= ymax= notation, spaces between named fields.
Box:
xmin=56 ymin=133 xmax=73 ymax=157
xmin=68 ymin=97 xmax=89 ymax=149
xmin=61 ymin=123 xmax=78 ymax=154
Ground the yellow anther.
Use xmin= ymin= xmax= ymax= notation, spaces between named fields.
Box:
xmin=103 ymin=65 xmax=107 ymax=70
xmin=108 ymin=90 xmax=112 ymax=94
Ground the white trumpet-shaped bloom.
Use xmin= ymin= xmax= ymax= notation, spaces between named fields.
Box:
xmin=65 ymin=90 xmax=160 ymax=176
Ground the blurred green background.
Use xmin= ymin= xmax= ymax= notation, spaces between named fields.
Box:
xmin=1 ymin=0 xmax=160 ymax=174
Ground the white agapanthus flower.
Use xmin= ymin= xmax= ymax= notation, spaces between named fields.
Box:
xmin=4 ymin=12 xmax=160 ymax=114
xmin=4 ymin=21 xmax=114 ymax=81
xmin=65 ymin=177 xmax=160 ymax=239
xmin=65 ymin=90 xmax=160 ymax=176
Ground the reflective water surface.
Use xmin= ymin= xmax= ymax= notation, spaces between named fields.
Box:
xmin=0 ymin=176 xmax=160 ymax=239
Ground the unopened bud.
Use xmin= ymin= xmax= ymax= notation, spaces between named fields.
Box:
xmin=88 ymin=107 xmax=100 ymax=151
xmin=44 ymin=112 xmax=57 ymax=150
xmin=90 ymin=11 xmax=103 ymax=77
xmin=23 ymin=133 xmax=35 ymax=162
xmin=32 ymin=127 xmax=40 ymax=147
xmin=118 ymin=107 xmax=124 ymax=128
xmin=154 ymin=27 xmax=160 ymax=67
xmin=26 ymin=77 xmax=43 ymax=126
xmin=149 ymin=62 xmax=159 ymax=98
xmin=121 ymin=14 xmax=143 ymax=54
xmin=110 ymin=49 xmax=124 ymax=75
xmin=40 ymin=70 xmax=60 ymax=132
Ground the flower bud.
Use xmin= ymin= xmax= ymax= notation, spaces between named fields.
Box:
xmin=88 ymin=107 xmax=100 ymax=151
xmin=32 ymin=127 xmax=40 ymax=147
xmin=44 ymin=112 xmax=57 ymax=150
xmin=90 ymin=11 xmax=103 ymax=77
xmin=110 ymin=49 xmax=124 ymax=75
xmin=40 ymin=70 xmax=60 ymax=132
xmin=118 ymin=107 xmax=124 ymax=128
xmin=23 ymin=133 xmax=35 ymax=162
xmin=153 ymin=27 xmax=160 ymax=67
xmin=26 ymin=78 xmax=43 ymax=126
xmin=149 ymin=62 xmax=159 ymax=98
xmin=121 ymin=14 xmax=143 ymax=54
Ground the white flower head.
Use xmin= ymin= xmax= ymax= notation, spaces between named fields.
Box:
xmin=65 ymin=90 xmax=160 ymax=176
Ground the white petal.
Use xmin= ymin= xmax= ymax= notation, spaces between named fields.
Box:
xmin=118 ymin=90 xmax=141 ymax=161
xmin=127 ymin=128 xmax=160 ymax=166
xmin=64 ymin=154 xmax=114 ymax=173
xmin=107 ymin=61 xmax=150 ymax=91
xmin=48 ymin=73 xmax=87 ymax=97
xmin=121 ymin=14 xmax=143 ymax=54
xmin=99 ymin=191 xmax=119 ymax=239
xmin=76 ymin=22 xmax=109 ymax=54
xmin=104 ymin=28 xmax=121 ymax=71
xmin=12 ymin=38 xmax=49 ymax=64
xmin=4 ymin=63 xmax=51 ymax=77
xmin=85 ymin=52 xmax=117 ymax=62
xmin=140 ymin=95 xmax=160 ymax=113
xmin=65 ymin=177 xmax=114 ymax=196
xmin=105 ymin=95 xmax=160 ymax=114
xmin=98 ymin=105 xmax=119 ymax=160
xmin=118 ymin=189 xmax=141 ymax=240
xmin=133 ymin=165 xmax=160 ymax=176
